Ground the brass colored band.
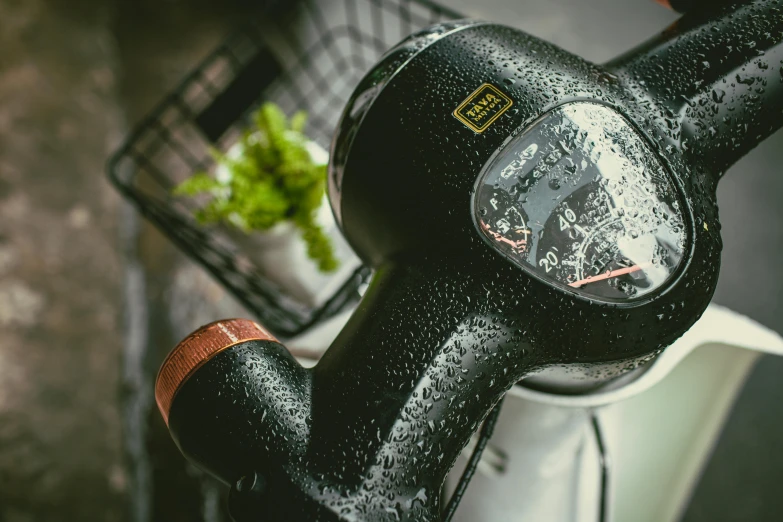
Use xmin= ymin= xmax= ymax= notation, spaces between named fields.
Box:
xmin=155 ymin=318 xmax=277 ymax=425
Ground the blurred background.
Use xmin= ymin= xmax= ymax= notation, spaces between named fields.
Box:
xmin=0 ymin=0 xmax=781 ymax=521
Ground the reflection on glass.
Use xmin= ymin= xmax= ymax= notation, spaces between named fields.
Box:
xmin=475 ymin=103 xmax=687 ymax=300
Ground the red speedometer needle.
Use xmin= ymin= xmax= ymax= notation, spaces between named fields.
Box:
xmin=568 ymin=264 xmax=644 ymax=288
xmin=481 ymin=222 xmax=528 ymax=250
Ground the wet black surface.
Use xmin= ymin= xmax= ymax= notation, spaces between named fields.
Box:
xmin=449 ymin=1 xmax=783 ymax=520
xmin=1 ymin=0 xmax=781 ymax=520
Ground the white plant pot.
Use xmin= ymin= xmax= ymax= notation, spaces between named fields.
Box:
xmin=216 ymin=137 xmax=362 ymax=307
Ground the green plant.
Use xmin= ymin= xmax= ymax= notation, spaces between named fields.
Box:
xmin=174 ymin=103 xmax=338 ymax=272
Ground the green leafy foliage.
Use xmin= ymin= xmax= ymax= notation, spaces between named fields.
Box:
xmin=174 ymin=103 xmax=338 ymax=272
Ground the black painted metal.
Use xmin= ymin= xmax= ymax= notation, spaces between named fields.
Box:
xmin=606 ymin=1 xmax=783 ymax=179
xmin=151 ymin=1 xmax=783 ymax=521
xmin=441 ymin=398 xmax=505 ymax=522
xmin=668 ymin=0 xmax=744 ymax=13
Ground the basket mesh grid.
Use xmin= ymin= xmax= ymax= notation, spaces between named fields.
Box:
xmin=108 ymin=0 xmax=461 ymax=337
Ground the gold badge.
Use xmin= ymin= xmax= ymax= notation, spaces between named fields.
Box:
xmin=453 ymin=83 xmax=513 ymax=133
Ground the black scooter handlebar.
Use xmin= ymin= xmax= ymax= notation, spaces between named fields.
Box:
xmin=607 ymin=0 xmax=783 ymax=178
xmin=156 ymin=2 xmax=783 ymax=521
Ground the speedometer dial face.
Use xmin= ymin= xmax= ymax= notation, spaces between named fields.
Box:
xmin=474 ymin=103 xmax=688 ymax=301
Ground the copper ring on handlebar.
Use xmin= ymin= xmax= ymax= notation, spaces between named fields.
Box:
xmin=154 ymin=318 xmax=277 ymax=425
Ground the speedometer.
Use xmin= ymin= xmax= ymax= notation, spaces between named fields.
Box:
xmin=474 ymin=102 xmax=687 ymax=301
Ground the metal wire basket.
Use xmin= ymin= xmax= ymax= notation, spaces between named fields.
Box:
xmin=107 ymin=0 xmax=461 ymax=338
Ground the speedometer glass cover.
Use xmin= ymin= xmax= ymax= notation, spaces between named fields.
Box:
xmin=474 ymin=102 xmax=688 ymax=301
